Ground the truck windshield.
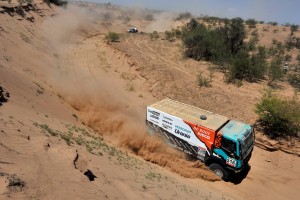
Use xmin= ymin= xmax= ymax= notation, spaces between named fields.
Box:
xmin=241 ymin=130 xmax=254 ymax=158
xmin=222 ymin=138 xmax=237 ymax=158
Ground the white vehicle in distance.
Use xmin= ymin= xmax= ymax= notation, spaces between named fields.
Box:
xmin=127 ymin=27 xmax=138 ymax=33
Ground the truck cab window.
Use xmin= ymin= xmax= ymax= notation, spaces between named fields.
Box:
xmin=222 ymin=138 xmax=236 ymax=156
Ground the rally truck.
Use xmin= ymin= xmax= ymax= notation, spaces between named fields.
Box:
xmin=146 ymin=99 xmax=255 ymax=180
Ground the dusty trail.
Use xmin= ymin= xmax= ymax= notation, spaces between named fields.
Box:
xmin=56 ymin=34 xmax=219 ymax=181
xmin=68 ymin=33 xmax=300 ymax=200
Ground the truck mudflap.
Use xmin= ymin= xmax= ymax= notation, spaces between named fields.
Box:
xmin=146 ymin=121 xmax=202 ymax=159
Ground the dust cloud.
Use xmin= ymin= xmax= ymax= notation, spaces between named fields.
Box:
xmin=64 ymin=90 xmax=218 ymax=181
xmin=42 ymin=3 xmax=218 ymax=181
xmin=144 ymin=12 xmax=178 ymax=32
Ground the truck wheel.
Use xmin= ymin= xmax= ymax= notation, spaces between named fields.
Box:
xmin=209 ymin=163 xmax=229 ymax=181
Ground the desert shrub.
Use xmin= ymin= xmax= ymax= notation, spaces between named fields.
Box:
xmin=245 ymin=18 xmax=257 ymax=28
xmin=288 ymin=73 xmax=300 ymax=89
xmin=105 ymin=32 xmax=119 ymax=42
xmin=255 ymin=90 xmax=300 ymax=138
xmin=268 ymin=41 xmax=285 ymax=57
xmin=150 ymin=31 xmax=159 ymax=40
xmin=173 ymin=29 xmax=182 ymax=38
xmin=164 ymin=31 xmax=175 ymax=42
xmin=197 ymin=72 xmax=212 ymax=87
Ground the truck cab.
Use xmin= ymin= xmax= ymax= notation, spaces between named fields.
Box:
xmin=210 ymin=121 xmax=255 ymax=179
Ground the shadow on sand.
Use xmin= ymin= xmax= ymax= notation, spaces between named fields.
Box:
xmin=228 ymin=164 xmax=251 ymax=184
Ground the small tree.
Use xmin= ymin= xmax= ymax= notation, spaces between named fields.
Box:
xmin=222 ymin=17 xmax=245 ymax=55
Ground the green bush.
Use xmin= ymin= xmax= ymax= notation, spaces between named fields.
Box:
xmin=106 ymin=32 xmax=119 ymax=42
xmin=255 ymin=90 xmax=300 ymax=138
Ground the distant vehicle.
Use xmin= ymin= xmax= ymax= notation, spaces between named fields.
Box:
xmin=146 ymin=99 xmax=255 ymax=181
xmin=127 ymin=27 xmax=138 ymax=33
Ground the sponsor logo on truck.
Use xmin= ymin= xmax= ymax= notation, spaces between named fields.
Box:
xmin=183 ymin=120 xmax=215 ymax=150
xmin=163 ymin=115 xmax=173 ymax=122
xmin=148 ymin=109 xmax=160 ymax=120
xmin=174 ymin=128 xmax=190 ymax=139
xmin=174 ymin=125 xmax=191 ymax=139
xmin=162 ymin=119 xmax=172 ymax=125
xmin=162 ymin=123 xmax=172 ymax=131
